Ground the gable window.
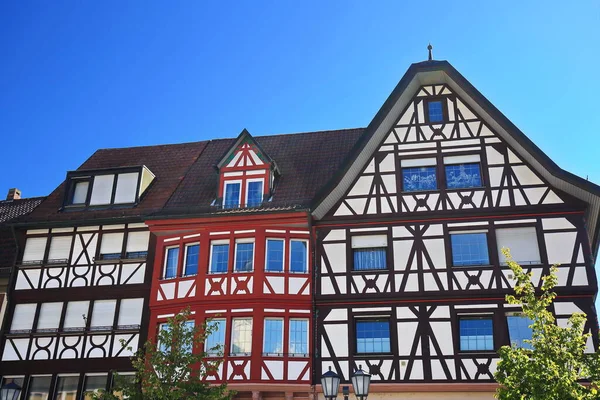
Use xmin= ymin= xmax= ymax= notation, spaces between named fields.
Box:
xmin=427 ymin=99 xmax=444 ymax=123
xmin=496 ymin=227 xmax=541 ymax=265
xmin=231 ymin=317 xmax=252 ymax=356
xmin=352 ymin=235 xmax=387 ymax=271
xmin=459 ymin=316 xmax=494 ymax=351
xmin=289 ymin=319 xmax=308 ymax=356
xmin=263 ymin=318 xmax=283 ymax=356
xmin=234 ymin=240 xmax=254 ymax=272
xmin=507 ymin=314 xmax=533 ymax=349
xmin=401 ymin=158 xmax=437 ymax=192
xmin=444 ymin=155 xmax=482 ymax=189
xmin=246 ymin=180 xmax=263 ymax=207
xmin=205 ymin=318 xmax=226 ymax=355
xmin=71 ymin=179 xmax=90 ymax=204
xmin=163 ymin=247 xmax=179 ymax=279
xmin=90 ymin=175 xmax=115 ymax=205
xmin=209 ymin=241 xmax=229 ymax=274
xmin=290 ymin=240 xmax=308 ymax=273
xmin=223 ymin=182 xmax=241 ymax=209
xmin=450 ymin=232 xmax=490 ymax=266
xmin=265 ymin=239 xmax=284 ymax=272
xmin=184 ymin=244 xmax=199 ymax=276
xmin=356 ymin=319 xmax=391 ymax=354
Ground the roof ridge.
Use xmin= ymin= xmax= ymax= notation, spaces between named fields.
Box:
xmin=0 ymin=196 xmax=46 ymax=204
xmin=96 ymin=140 xmax=209 ymax=152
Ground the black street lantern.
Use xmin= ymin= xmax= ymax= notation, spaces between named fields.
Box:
xmin=0 ymin=381 xmax=22 ymax=400
xmin=321 ymin=366 xmax=341 ymax=399
xmin=351 ymin=366 xmax=371 ymax=400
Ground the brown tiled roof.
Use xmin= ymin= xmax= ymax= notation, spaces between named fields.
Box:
xmin=0 ymin=197 xmax=44 ymax=270
xmin=160 ymin=128 xmax=365 ymax=217
xmin=21 ymin=141 xmax=209 ymax=224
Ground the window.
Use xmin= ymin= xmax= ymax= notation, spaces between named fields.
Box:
xmin=265 ymin=239 xmax=284 ymax=272
xmin=427 ymin=100 xmax=444 ymax=123
xmin=163 ymin=247 xmax=179 ymax=279
xmin=182 ymin=321 xmax=195 ymax=354
xmin=459 ymin=317 xmax=494 ymax=351
xmin=71 ymin=180 xmax=90 ymax=204
xmin=205 ymin=318 xmax=226 ymax=356
xmin=496 ymin=227 xmax=541 ymax=265
xmin=158 ymin=323 xmax=171 ymax=353
xmin=125 ymin=231 xmax=149 ymax=259
xmin=263 ymin=318 xmax=283 ymax=355
xmin=114 ymin=173 xmax=138 ymax=204
xmin=224 ymin=182 xmax=241 ymax=209
xmin=99 ymin=232 xmax=124 ymax=261
xmin=289 ymin=319 xmax=308 ymax=356
xmin=54 ymin=375 xmax=79 ymax=400
xmin=10 ymin=303 xmax=36 ymax=333
xmin=352 ymin=235 xmax=387 ymax=271
xmin=117 ymin=298 xmax=144 ymax=329
xmin=356 ymin=320 xmax=391 ymax=353
xmin=450 ymin=232 xmax=490 ymax=266
xmin=90 ymin=300 xmax=116 ymax=331
xmin=26 ymin=375 xmax=51 ymax=400
xmin=21 ymin=237 xmax=47 ymax=264
xmin=401 ymin=158 xmax=437 ymax=192
xmin=64 ymin=301 xmax=89 ymax=331
xmin=90 ymin=175 xmax=115 ymax=205
xmin=234 ymin=241 xmax=254 ymax=272
xmin=507 ymin=314 xmax=534 ymax=349
xmin=210 ymin=242 xmax=229 ymax=274
xmin=246 ymin=180 xmax=263 ymax=207
xmin=83 ymin=374 xmax=108 ymax=400
xmin=1 ymin=378 xmax=25 ymax=399
xmin=184 ymin=244 xmax=199 ymax=276
xmin=231 ymin=318 xmax=252 ymax=355
xmin=290 ymin=240 xmax=308 ymax=273
xmin=445 ymin=163 xmax=482 ymax=189
xmin=37 ymin=302 xmax=63 ymax=332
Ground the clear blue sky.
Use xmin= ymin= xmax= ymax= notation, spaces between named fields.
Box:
xmin=1 ymin=1 xmax=599 ymax=199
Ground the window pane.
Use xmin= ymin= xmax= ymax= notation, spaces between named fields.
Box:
xmin=266 ymin=239 xmax=284 ymax=272
xmin=205 ymin=319 xmax=226 ymax=355
xmin=445 ymin=163 xmax=482 ymax=189
xmin=224 ymin=183 xmax=241 ymax=209
xmin=263 ymin=319 xmax=283 ymax=355
xmin=402 ymin=167 xmax=437 ymax=192
xmin=459 ymin=318 xmax=494 ymax=351
xmin=90 ymin=175 xmax=115 ymax=205
xmin=451 ymin=233 xmax=489 ymax=266
xmin=235 ymin=242 xmax=254 ymax=272
xmin=181 ymin=321 xmax=195 ymax=354
xmin=184 ymin=244 xmax=199 ymax=276
xmin=353 ymin=247 xmax=387 ymax=270
xmin=290 ymin=240 xmax=307 ymax=273
xmin=247 ymin=181 xmax=263 ymax=207
xmin=210 ymin=244 xmax=229 ymax=273
xmin=164 ymin=247 xmax=179 ymax=278
xmin=356 ymin=320 xmax=391 ymax=353
xmin=158 ymin=324 xmax=171 ymax=353
xmin=428 ymin=100 xmax=444 ymax=123
xmin=507 ymin=315 xmax=534 ymax=349
xmin=53 ymin=376 xmax=79 ymax=400
xmin=231 ymin=318 xmax=252 ymax=355
xmin=72 ymin=181 xmax=89 ymax=204
xmin=26 ymin=376 xmax=51 ymax=400
xmin=289 ymin=319 xmax=308 ymax=356
xmin=83 ymin=375 xmax=108 ymax=400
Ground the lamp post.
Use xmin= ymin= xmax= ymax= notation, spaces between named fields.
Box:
xmin=320 ymin=366 xmax=371 ymax=400
xmin=0 ymin=381 xmax=22 ymax=400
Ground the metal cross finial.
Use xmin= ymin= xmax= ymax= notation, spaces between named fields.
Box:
xmin=427 ymin=43 xmax=433 ymax=61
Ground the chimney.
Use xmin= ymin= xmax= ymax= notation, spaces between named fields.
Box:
xmin=6 ymin=188 xmax=21 ymax=200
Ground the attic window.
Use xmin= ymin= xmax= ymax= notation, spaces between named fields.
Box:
xmin=64 ymin=166 xmax=155 ymax=208
xmin=426 ymin=99 xmax=445 ymax=123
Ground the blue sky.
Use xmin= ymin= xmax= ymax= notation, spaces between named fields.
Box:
xmin=1 ymin=1 xmax=599 ymax=199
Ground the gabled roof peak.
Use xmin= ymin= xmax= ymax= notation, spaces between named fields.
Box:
xmin=216 ymin=128 xmax=275 ymax=171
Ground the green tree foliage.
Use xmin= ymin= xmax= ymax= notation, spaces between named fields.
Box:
xmin=93 ymin=307 xmax=233 ymax=400
xmin=495 ymin=248 xmax=600 ymax=400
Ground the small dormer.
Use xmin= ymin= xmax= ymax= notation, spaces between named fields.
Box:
xmin=216 ymin=129 xmax=278 ymax=209
xmin=63 ymin=165 xmax=155 ymax=209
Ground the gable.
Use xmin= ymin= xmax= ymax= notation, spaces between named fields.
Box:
xmin=223 ymin=139 xmax=269 ymax=169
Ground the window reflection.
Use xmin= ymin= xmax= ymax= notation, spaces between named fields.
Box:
xmin=27 ymin=376 xmax=51 ymax=400
xmin=53 ymin=375 xmax=78 ymax=400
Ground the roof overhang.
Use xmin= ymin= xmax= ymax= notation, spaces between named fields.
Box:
xmin=312 ymin=60 xmax=600 ymax=260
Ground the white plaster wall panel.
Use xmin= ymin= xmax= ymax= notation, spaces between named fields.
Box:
xmin=397 ymin=321 xmax=418 ymax=356
xmin=56 ymin=336 xmax=83 ymax=359
xmin=554 ymin=302 xmax=584 ymax=316
xmin=73 ymin=234 xmax=97 ymax=265
xmin=348 ymin=176 xmax=373 ymax=196
xmin=320 ymin=277 xmax=336 ymax=295
xmin=16 ymin=270 xmax=39 ymax=290
xmin=473 ymin=190 xmax=487 ymax=207
xmin=586 ymin=331 xmax=594 ymax=353
xmin=205 ymin=363 xmax=223 ymax=381
xmin=545 ymin=232 xmax=577 ymax=264
xmin=111 ymin=334 xmax=137 ymax=357
xmin=263 ymin=360 xmax=284 ymax=380
xmin=335 ymin=276 xmax=346 ymax=294
xmin=160 ymin=282 xmax=176 ymax=300
xmin=120 ymin=263 xmax=145 ymax=284
xmin=367 ymin=199 xmax=377 ymax=214
xmin=379 ymin=153 xmax=395 ymax=172
xmin=431 ymin=359 xmax=455 ymax=380
xmin=324 ymin=244 xmax=346 ymax=273
xmin=266 ymin=276 xmax=284 ymax=294
xmin=507 ymin=149 xmax=521 ymax=163
xmin=2 ymin=339 xmax=29 ymax=360
xmin=430 ymin=306 xmax=450 ymax=319
xmin=321 ymin=338 xmax=330 ymax=357
xmin=576 ymin=244 xmax=584 ymax=263
xmin=324 ymin=229 xmax=346 ymax=242
xmin=43 ymin=269 xmax=63 ymax=288
xmin=542 ymin=190 xmax=563 ymax=204
xmin=456 ymin=99 xmax=476 ymax=120
xmin=430 ymin=322 xmax=453 ymax=355
xmin=288 ymin=361 xmax=309 ymax=380
xmin=70 ymin=267 xmax=92 ymax=287
xmin=325 ymin=324 xmax=348 ymax=357
xmin=324 ymin=309 xmax=348 ymax=322
xmin=424 ymin=273 xmax=446 ymax=291
xmin=512 ymin=165 xmax=543 ymax=185
xmin=95 ymin=265 xmax=118 ymax=286
xmin=346 ymin=198 xmax=367 ymax=214
xmin=489 ymin=358 xmax=500 ymax=375
xmin=384 ymin=132 xmax=398 ymax=144
xmin=228 ymin=360 xmax=251 ymax=380
xmin=446 ymin=193 xmax=461 ymax=209
xmin=403 ymin=196 xmax=416 ymax=212
xmin=403 ymin=274 xmax=419 ymax=292
xmin=486 ymin=146 xmax=504 ymax=165
xmin=393 ymin=240 xmax=413 ymax=271
xmin=524 ymin=187 xmax=546 ymax=205
xmin=86 ymin=335 xmax=109 ymax=358
xmin=542 ymin=217 xmax=575 ymax=230
xmin=206 ymin=278 xmax=227 ymax=296
xmin=31 ymin=338 xmax=56 ymax=360
xmin=392 ymin=226 xmax=412 ymax=238
xmin=403 ymin=359 xmax=424 ymax=380
xmin=351 ymin=277 xmax=365 ymax=294
xmin=289 ymin=277 xmax=308 ymax=295
xmin=423 ymin=239 xmax=446 ymax=269
xmin=334 ymin=203 xmax=352 ymax=216
xmin=488 ymin=167 xmax=504 ymax=187
xmin=363 ymin=159 xmax=376 ymax=173
xmin=381 ymin=197 xmax=395 ymax=214
xmin=426 ymin=194 xmax=440 ymax=209
xmin=381 ymin=174 xmax=397 ymax=194
xmin=177 ymin=280 xmax=194 ymax=298
xmin=573 ymin=267 xmax=588 ymax=286
xmin=513 ymin=189 xmax=527 ymax=206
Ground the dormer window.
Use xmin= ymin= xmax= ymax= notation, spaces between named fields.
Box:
xmin=224 ymin=182 xmax=241 ymax=209
xmin=64 ymin=166 xmax=155 ymax=209
xmin=246 ymin=180 xmax=263 ymax=207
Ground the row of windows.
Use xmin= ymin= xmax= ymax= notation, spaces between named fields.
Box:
xmin=223 ymin=179 xmax=264 ymax=209
xmin=163 ymin=238 xmax=309 ymax=279
xmin=160 ymin=317 xmax=309 ymax=357
xmin=9 ymin=299 xmax=144 ymax=334
xmin=402 ymin=161 xmax=482 ymax=192
xmin=351 ymin=226 xmax=540 ymax=271
xmin=353 ymin=314 xmax=533 ymax=355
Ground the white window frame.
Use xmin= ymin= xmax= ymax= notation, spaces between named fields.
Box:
xmin=223 ymin=180 xmax=242 ymax=208
xmin=162 ymin=246 xmax=180 ymax=280
xmin=289 ymin=318 xmax=309 ymax=357
xmin=262 ymin=317 xmax=284 ymax=356
xmin=265 ymin=238 xmax=285 ymax=273
xmin=209 ymin=240 xmax=230 ymax=274
xmin=205 ymin=318 xmax=227 ymax=356
xmin=183 ymin=242 xmax=200 ymax=277
xmin=244 ymin=178 xmax=265 ymax=207
xmin=233 ymin=238 xmax=255 ymax=273
xmin=230 ymin=317 xmax=252 ymax=356
xmin=289 ymin=239 xmax=309 ymax=274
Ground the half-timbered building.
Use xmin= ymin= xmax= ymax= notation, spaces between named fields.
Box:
xmin=0 ymin=142 xmax=207 ymax=398
xmin=311 ymin=60 xmax=600 ymax=399
xmin=145 ymin=129 xmax=362 ymax=400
